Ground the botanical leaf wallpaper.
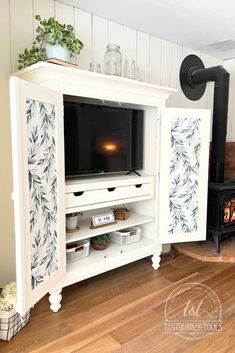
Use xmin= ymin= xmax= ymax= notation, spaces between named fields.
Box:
xmin=168 ymin=117 xmax=201 ymax=234
xmin=26 ymin=99 xmax=58 ymax=290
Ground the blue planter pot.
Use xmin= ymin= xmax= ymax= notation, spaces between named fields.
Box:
xmin=45 ymin=43 xmax=70 ymax=62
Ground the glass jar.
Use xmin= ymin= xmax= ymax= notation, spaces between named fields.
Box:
xmin=105 ymin=44 xmax=122 ymax=76
xmin=89 ymin=62 xmax=101 ymax=73
xmin=124 ymin=59 xmax=136 ymax=79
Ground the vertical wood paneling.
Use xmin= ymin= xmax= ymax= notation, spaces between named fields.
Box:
xmin=55 ymin=1 xmax=75 ymax=62
xmin=10 ymin=0 xmax=34 ymax=71
xmin=123 ymin=26 xmax=136 ymax=62
xmin=92 ymin=15 xmax=108 ymax=73
xmin=149 ymin=35 xmax=161 ymax=85
xmin=182 ymin=46 xmax=201 ymax=59
xmin=160 ymin=40 xmax=172 ymax=87
xmin=0 ymin=0 xmax=16 ymax=286
xmin=108 ymin=20 xmax=123 ymax=74
xmin=55 ymin=1 xmax=74 ymax=25
xmin=167 ymin=43 xmax=183 ymax=107
xmin=74 ymin=8 xmax=92 ymax=70
xmin=33 ymin=0 xmax=55 ymax=37
xmin=137 ymin=31 xmax=150 ymax=82
xmin=108 ymin=21 xmax=123 ymax=48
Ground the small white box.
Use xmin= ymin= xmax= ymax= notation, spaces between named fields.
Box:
xmin=66 ymin=239 xmax=90 ymax=263
xmin=110 ymin=227 xmax=141 ymax=245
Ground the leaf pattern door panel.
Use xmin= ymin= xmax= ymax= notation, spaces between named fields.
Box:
xmin=10 ymin=77 xmax=65 ymax=315
xmin=158 ymin=108 xmax=210 ymax=244
xmin=27 ymin=99 xmax=59 ymax=289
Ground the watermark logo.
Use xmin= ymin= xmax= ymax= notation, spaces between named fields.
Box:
xmin=165 ymin=282 xmax=222 ymax=340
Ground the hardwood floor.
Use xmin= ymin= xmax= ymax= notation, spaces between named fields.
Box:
xmin=1 ymin=254 xmax=235 ymax=353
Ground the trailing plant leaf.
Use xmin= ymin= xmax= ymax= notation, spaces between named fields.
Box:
xmin=18 ymin=42 xmax=46 ymax=69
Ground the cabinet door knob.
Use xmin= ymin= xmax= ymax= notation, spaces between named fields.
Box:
xmin=108 ymin=187 xmax=116 ymax=192
xmin=135 ymin=184 xmax=142 ymax=188
xmin=73 ymin=191 xmax=84 ymax=196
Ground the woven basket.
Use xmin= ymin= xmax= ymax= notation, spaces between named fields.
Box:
xmin=91 ymin=242 xmax=109 ymax=250
xmin=0 ymin=309 xmax=30 ymax=341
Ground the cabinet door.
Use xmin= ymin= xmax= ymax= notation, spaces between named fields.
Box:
xmin=158 ymin=108 xmax=210 ymax=244
xmin=10 ymin=77 xmax=65 ymax=315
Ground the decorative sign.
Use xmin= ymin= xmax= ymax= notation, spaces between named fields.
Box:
xmin=90 ymin=212 xmax=116 ymax=229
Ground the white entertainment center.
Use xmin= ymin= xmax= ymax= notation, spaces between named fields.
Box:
xmin=10 ymin=63 xmax=211 ymax=314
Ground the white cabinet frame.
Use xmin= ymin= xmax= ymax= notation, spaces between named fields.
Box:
xmin=10 ymin=63 xmax=211 ymax=313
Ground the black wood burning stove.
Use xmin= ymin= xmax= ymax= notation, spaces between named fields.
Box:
xmin=207 ymin=182 xmax=235 ymax=252
xmin=180 ymin=55 xmax=230 ymax=252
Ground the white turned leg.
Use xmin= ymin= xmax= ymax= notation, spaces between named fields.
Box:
xmin=49 ymin=288 xmax=62 ymax=313
xmin=151 ymin=253 xmax=161 ymax=270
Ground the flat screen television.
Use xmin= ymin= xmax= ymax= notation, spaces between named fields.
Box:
xmin=63 ymin=97 xmax=143 ymax=177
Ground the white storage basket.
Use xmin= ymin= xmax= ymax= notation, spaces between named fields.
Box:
xmin=110 ymin=226 xmax=141 ymax=245
xmin=0 ymin=309 xmax=30 ymax=341
xmin=66 ymin=239 xmax=90 ymax=263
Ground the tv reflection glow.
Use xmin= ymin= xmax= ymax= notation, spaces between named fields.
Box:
xmin=103 ymin=143 xmax=118 ymax=153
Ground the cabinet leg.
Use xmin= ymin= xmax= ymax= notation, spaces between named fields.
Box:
xmin=49 ymin=288 xmax=62 ymax=313
xmin=151 ymin=253 xmax=161 ymax=270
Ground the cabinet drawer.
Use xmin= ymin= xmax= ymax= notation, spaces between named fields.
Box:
xmin=66 ymin=183 xmax=153 ymax=209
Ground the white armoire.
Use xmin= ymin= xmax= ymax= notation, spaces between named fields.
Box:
xmin=9 ymin=62 xmax=210 ymax=314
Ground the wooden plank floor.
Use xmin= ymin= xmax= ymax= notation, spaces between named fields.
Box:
xmin=1 ymin=254 xmax=235 ymax=353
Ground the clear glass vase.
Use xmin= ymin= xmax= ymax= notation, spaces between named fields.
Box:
xmin=124 ymin=59 xmax=136 ymax=79
xmin=105 ymin=44 xmax=122 ymax=76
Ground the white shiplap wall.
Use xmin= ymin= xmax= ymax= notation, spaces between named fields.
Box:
xmin=0 ymin=0 xmax=227 ymax=285
xmin=9 ymin=0 xmax=224 ymax=111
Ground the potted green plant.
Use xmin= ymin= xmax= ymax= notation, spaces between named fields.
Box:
xmin=66 ymin=212 xmax=82 ymax=232
xmin=112 ymin=205 xmax=131 ymax=220
xmin=91 ymin=234 xmax=110 ymax=250
xmin=18 ymin=15 xmax=84 ymax=69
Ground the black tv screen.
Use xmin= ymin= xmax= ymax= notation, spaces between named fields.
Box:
xmin=63 ymin=99 xmax=143 ymax=177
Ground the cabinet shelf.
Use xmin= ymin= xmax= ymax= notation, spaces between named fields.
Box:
xmin=66 ymin=213 xmax=154 ymax=244
xmin=64 ymin=237 xmax=159 ymax=287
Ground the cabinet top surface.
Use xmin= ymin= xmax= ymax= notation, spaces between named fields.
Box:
xmin=12 ymin=62 xmax=177 ymax=97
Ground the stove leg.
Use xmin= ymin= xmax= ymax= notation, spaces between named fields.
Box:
xmin=213 ymin=234 xmax=221 ymax=253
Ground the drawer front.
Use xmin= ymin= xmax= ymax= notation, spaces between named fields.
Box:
xmin=66 ymin=183 xmax=153 ymax=209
